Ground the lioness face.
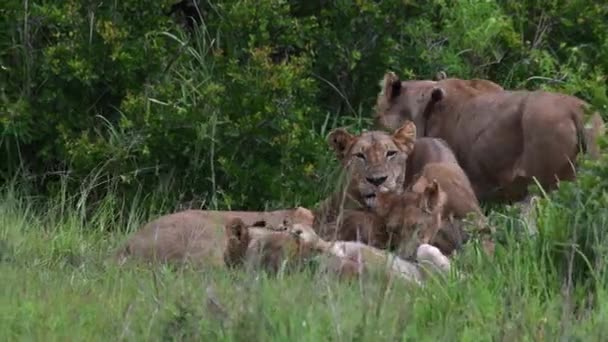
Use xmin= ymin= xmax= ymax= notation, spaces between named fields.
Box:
xmin=328 ymin=121 xmax=417 ymax=208
xmin=375 ymin=72 xmax=444 ymax=136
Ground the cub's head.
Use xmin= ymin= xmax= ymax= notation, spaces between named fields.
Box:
xmin=374 ymin=71 xmax=504 ymax=134
xmin=245 ymin=222 xmax=321 ymax=273
xmin=224 ymin=218 xmax=252 ymax=267
xmin=374 ymin=178 xmax=447 ymax=246
xmin=328 ymin=121 xmax=416 ymax=208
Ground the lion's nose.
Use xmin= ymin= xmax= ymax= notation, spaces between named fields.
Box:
xmin=366 ymin=176 xmax=388 ymax=186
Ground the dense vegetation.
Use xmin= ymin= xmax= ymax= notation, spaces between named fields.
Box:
xmin=2 ymin=0 xmax=607 ymax=209
xmin=1 ymin=0 xmax=607 ymax=340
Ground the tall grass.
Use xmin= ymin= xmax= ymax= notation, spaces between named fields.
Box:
xmin=1 ymin=163 xmax=608 ymax=341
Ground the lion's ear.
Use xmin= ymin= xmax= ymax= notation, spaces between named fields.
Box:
xmin=293 ymin=207 xmax=315 ymax=226
xmin=382 ymin=71 xmax=402 ymax=101
xmin=392 ymin=120 xmax=416 ymax=153
xmin=433 ymin=71 xmax=447 ymax=81
xmin=422 ymin=179 xmax=447 ymax=213
xmin=328 ymin=128 xmax=356 ymax=161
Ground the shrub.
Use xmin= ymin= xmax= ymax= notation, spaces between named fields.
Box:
xmin=1 ymin=0 xmax=606 ymax=212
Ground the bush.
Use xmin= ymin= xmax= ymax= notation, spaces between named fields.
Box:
xmin=1 ymin=0 xmax=606 ymax=211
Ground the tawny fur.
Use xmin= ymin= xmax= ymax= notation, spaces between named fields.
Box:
xmin=375 ymin=72 xmax=605 ymax=202
xmin=373 ymin=180 xmax=459 ymax=257
xmin=114 ymin=207 xmax=313 ymax=267
xmin=404 ymin=137 xmax=459 ymax=186
xmin=313 ymin=122 xmax=417 ymax=239
xmin=409 ymin=163 xmax=482 ymax=220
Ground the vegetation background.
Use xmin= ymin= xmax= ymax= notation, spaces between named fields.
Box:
xmin=1 ymin=0 xmax=607 ymax=340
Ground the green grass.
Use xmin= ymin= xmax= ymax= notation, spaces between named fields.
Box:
xmin=1 ymin=172 xmax=608 ymax=341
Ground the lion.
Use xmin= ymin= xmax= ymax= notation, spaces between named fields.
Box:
xmin=313 ymin=121 xmax=417 ymax=239
xmin=410 ymin=162 xmax=483 ymax=220
xmin=114 ymin=207 xmax=314 ymax=267
xmin=374 ymin=71 xmax=605 ymax=202
xmin=372 ymin=178 xmax=467 ymax=257
xmin=404 ymin=137 xmax=458 ymax=186
xmin=376 ymin=177 xmax=494 ymax=258
xmin=290 ymin=223 xmax=451 ymax=285
xmin=403 ymin=133 xmax=482 ymax=218
xmin=315 ymin=121 xmax=485 ymax=248
xmin=244 ymin=209 xmax=319 ymax=273
xmin=223 ymin=217 xmax=252 ymax=267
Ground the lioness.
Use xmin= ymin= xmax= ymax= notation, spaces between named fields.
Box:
xmin=291 ymin=223 xmax=451 ymax=285
xmin=375 ymin=71 xmax=605 ymax=202
xmin=114 ymin=207 xmax=313 ymax=267
xmin=313 ymin=121 xmax=416 ymax=239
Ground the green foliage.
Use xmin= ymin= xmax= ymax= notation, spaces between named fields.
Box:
xmin=1 ymin=182 xmax=608 ymax=340
xmin=534 ymin=155 xmax=608 ymax=292
xmin=1 ymin=0 xmax=607 ymax=210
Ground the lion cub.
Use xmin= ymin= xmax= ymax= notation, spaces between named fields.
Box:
xmin=405 ymin=136 xmax=483 ymax=220
xmin=241 ymin=207 xmax=318 ymax=272
xmin=373 ymin=180 xmax=460 ymax=258
xmin=115 ymin=211 xmax=253 ymax=268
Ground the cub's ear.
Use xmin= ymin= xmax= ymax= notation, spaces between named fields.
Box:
xmin=430 ymin=87 xmax=445 ymax=103
xmin=433 ymin=71 xmax=447 ymax=81
xmin=392 ymin=120 xmax=416 ymax=153
xmin=381 ymin=71 xmax=402 ymax=101
xmin=328 ymin=128 xmax=356 ymax=161
xmin=422 ymin=179 xmax=447 ymax=213
xmin=226 ymin=218 xmax=247 ymax=241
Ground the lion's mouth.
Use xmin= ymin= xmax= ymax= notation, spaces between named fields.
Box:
xmin=363 ymin=193 xmax=377 ymax=208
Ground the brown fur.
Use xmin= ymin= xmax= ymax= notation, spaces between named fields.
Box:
xmin=244 ymin=229 xmax=315 ymax=273
xmin=291 ymin=223 xmax=451 ymax=284
xmin=405 ymin=137 xmax=458 ymax=186
xmin=224 ymin=218 xmax=251 ymax=267
xmin=375 ymin=72 xmax=605 ymax=202
xmin=114 ymin=207 xmax=312 ymax=267
xmin=433 ymin=71 xmax=504 ymax=92
xmin=410 ymin=163 xmax=482 ymax=220
xmin=313 ymin=122 xmax=416 ymax=239
xmin=373 ymin=180 xmax=458 ymax=257
xmin=393 ymin=132 xmax=484 ymax=236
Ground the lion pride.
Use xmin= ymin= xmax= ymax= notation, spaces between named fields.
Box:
xmin=375 ymin=71 xmax=605 ymax=202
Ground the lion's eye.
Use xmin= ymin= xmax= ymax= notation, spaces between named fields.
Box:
xmin=354 ymin=152 xmax=366 ymax=160
xmin=386 ymin=150 xmax=398 ymax=158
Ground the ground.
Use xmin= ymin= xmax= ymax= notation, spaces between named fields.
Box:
xmin=2 ymin=183 xmax=608 ymax=341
